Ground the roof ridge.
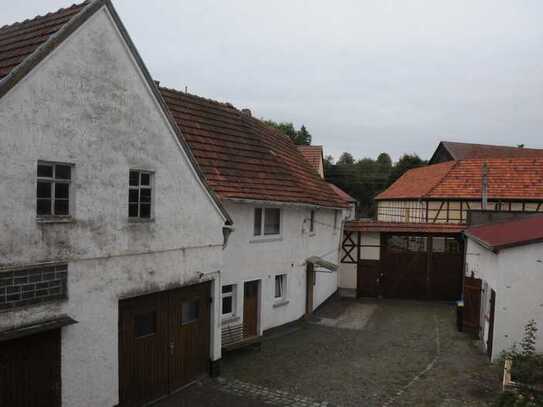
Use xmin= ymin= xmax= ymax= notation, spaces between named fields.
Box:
xmin=0 ymin=1 xmax=90 ymax=32
xmin=159 ymin=85 xmax=238 ymax=111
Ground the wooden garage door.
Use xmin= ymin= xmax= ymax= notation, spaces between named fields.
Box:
xmin=119 ymin=282 xmax=211 ymax=406
xmin=0 ymin=329 xmax=61 ymax=407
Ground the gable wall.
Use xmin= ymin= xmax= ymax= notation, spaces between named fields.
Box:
xmin=0 ymin=7 xmax=225 ymax=406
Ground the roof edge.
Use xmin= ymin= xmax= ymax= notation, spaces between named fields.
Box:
xmin=0 ymin=0 xmax=103 ymax=100
xmin=223 ymin=197 xmax=349 ymax=210
xmin=0 ymin=0 xmax=232 ymax=225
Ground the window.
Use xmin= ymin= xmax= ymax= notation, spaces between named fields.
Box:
xmin=254 ymin=207 xmax=281 ymax=236
xmin=129 ymin=170 xmax=153 ymax=219
xmin=274 ymin=274 xmax=286 ymax=299
xmin=309 ymin=210 xmax=315 ymax=233
xmin=333 ymin=210 xmax=339 ymax=231
xmin=222 ymin=285 xmax=235 ymax=317
xmin=36 ymin=162 xmax=72 ymax=217
xmin=181 ymin=300 xmax=199 ymax=325
xmin=134 ymin=311 xmax=156 ymax=338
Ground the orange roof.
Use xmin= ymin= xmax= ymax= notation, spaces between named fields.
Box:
xmin=160 ymin=88 xmax=349 ymax=209
xmin=376 ymin=158 xmax=543 ymax=201
xmin=345 ymin=220 xmax=464 ymax=234
xmin=297 ymin=145 xmax=323 ymax=174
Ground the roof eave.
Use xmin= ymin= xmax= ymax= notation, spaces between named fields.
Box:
xmin=223 ymin=197 xmax=348 ymax=210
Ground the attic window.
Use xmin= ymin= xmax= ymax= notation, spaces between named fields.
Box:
xmin=36 ymin=162 xmax=72 ymax=217
xmin=129 ymin=170 xmax=153 ymax=219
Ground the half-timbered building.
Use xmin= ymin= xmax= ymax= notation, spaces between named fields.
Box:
xmin=338 ymin=157 xmax=543 ymax=301
xmin=0 ymin=2 xmax=231 ymax=406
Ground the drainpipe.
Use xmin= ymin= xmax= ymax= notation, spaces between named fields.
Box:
xmin=481 ymin=162 xmax=489 ymax=210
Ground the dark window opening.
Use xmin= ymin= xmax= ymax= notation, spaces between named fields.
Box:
xmin=134 ymin=311 xmax=156 ymax=338
xmin=129 ymin=170 xmax=153 ymax=219
xmin=36 ymin=163 xmax=72 ymax=217
xmin=181 ymin=300 xmax=199 ymax=325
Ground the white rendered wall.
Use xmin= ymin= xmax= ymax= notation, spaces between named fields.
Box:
xmin=466 ymin=239 xmax=543 ymax=360
xmin=221 ymin=201 xmax=343 ymax=333
xmin=0 ymin=7 xmax=226 ymax=407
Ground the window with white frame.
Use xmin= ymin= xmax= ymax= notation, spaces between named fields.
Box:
xmin=309 ymin=210 xmax=315 ymax=233
xmin=36 ymin=162 xmax=72 ymax=217
xmin=254 ymin=208 xmax=281 ymax=236
xmin=221 ymin=284 xmax=235 ymax=317
xmin=274 ymin=274 xmax=286 ymax=299
xmin=129 ymin=170 xmax=153 ymax=219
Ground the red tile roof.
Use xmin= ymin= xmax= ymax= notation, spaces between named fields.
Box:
xmin=297 ymin=145 xmax=323 ymax=175
xmin=437 ymin=141 xmax=543 ymax=161
xmin=376 ymin=161 xmax=456 ymax=200
xmin=328 ymin=183 xmax=357 ymax=203
xmin=345 ymin=220 xmax=464 ymax=234
xmin=159 ymin=87 xmax=349 ymax=208
xmin=465 ymin=215 xmax=543 ymax=252
xmin=376 ymin=158 xmax=543 ymax=201
xmin=0 ymin=2 xmax=89 ymax=80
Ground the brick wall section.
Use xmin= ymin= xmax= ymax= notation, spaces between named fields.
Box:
xmin=0 ymin=264 xmax=67 ymax=310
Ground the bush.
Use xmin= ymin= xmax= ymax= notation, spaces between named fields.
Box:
xmin=494 ymin=390 xmax=543 ymax=407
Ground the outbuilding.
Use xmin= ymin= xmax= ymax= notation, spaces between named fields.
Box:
xmin=464 ymin=215 xmax=543 ymax=361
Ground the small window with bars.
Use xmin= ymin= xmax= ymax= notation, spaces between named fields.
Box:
xmin=129 ymin=170 xmax=153 ymax=219
xmin=36 ymin=162 xmax=72 ymax=217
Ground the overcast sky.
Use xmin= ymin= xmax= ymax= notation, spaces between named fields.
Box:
xmin=3 ymin=1 xmax=543 ymax=161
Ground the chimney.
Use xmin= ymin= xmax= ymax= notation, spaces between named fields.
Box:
xmin=481 ymin=162 xmax=489 ymax=210
xmin=241 ymin=108 xmax=252 ymax=117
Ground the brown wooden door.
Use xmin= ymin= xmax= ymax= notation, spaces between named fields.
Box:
xmin=119 ymin=283 xmax=211 ymax=406
xmin=243 ymin=281 xmax=259 ymax=338
xmin=0 ymin=329 xmax=61 ymax=407
xmin=119 ymin=291 xmax=170 ymax=406
xmin=463 ymin=276 xmax=482 ymax=336
xmin=487 ymin=289 xmax=496 ymax=359
xmin=169 ymin=282 xmax=211 ymax=391
xmin=357 ymin=260 xmax=380 ymax=297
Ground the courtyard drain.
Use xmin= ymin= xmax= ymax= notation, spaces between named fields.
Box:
xmin=214 ymin=378 xmax=336 ymax=407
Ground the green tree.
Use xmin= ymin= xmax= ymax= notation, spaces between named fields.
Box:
xmin=337 ymin=152 xmax=355 ymax=165
xmin=263 ymin=120 xmax=312 ymax=145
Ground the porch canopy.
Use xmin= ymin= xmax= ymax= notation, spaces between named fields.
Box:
xmin=306 ymin=256 xmax=338 ymax=272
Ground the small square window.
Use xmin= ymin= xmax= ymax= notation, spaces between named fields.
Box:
xmin=222 ymin=284 xmax=236 ymax=317
xmin=264 ymin=208 xmax=280 ymax=235
xmin=129 ymin=170 xmax=153 ymax=219
xmin=181 ymin=300 xmax=199 ymax=325
xmin=275 ymin=274 xmax=286 ymax=299
xmin=135 ymin=311 xmax=156 ymax=338
xmin=36 ymin=162 xmax=72 ymax=217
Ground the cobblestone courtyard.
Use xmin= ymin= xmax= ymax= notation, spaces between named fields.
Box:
xmin=217 ymin=298 xmax=502 ymax=407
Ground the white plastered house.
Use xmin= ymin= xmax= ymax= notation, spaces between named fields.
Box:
xmin=160 ymin=89 xmax=351 ymax=348
xmin=0 ymin=2 xmax=232 ymax=406
xmin=464 ymin=215 xmax=543 ymax=361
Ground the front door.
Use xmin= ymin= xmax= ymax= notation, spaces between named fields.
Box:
xmin=0 ymin=329 xmax=61 ymax=407
xmin=305 ymin=263 xmax=315 ymax=317
xmin=243 ymin=281 xmax=259 ymax=338
xmin=119 ymin=282 xmax=211 ymax=406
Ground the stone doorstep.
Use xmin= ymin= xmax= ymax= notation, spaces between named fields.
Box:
xmin=212 ymin=377 xmax=335 ymax=407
